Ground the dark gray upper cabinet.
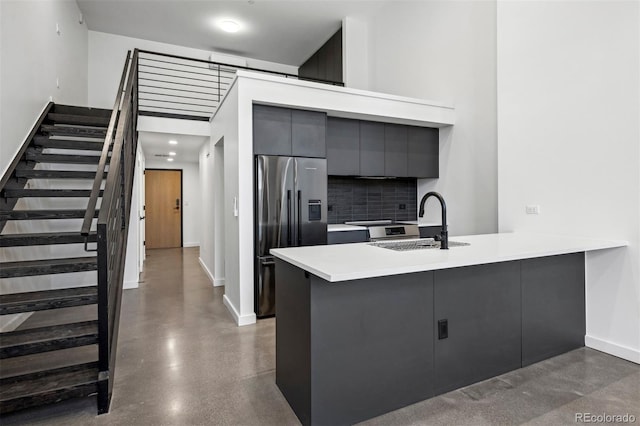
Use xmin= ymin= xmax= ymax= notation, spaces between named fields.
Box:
xmin=408 ymin=127 xmax=439 ymax=178
xmin=434 ymin=262 xmax=522 ymax=395
xmin=359 ymin=121 xmax=385 ymax=176
xmin=253 ymin=105 xmax=292 ymax=156
xmin=384 ymin=124 xmax=408 ymax=177
xmin=292 ymin=110 xmax=326 ymax=158
xmin=327 ymin=117 xmax=360 ymax=175
xmin=254 ymin=105 xmax=326 ymax=158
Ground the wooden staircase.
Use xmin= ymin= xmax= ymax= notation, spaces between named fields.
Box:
xmin=0 ymin=103 xmax=111 ymax=414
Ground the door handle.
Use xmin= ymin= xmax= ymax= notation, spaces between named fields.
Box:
xmin=174 ymin=198 xmax=180 ymax=210
xmin=297 ymin=190 xmax=302 ymax=245
xmin=140 ymin=216 xmax=145 ymax=220
xmin=287 ymin=190 xmax=292 ymax=246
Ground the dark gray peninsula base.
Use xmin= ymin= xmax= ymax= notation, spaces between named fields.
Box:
xmin=275 ymin=252 xmax=585 ymax=426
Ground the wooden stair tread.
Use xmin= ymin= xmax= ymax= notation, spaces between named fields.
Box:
xmin=0 ymin=232 xmax=97 ymax=247
xmin=2 ymin=189 xmax=103 ymax=198
xmin=0 ymin=321 xmax=98 ymax=360
xmin=0 ymin=209 xmax=98 ymax=221
xmin=0 ymin=257 xmax=97 ymax=278
xmin=47 ymin=113 xmax=110 ymax=128
xmin=0 ymin=362 xmax=98 ymax=414
xmin=33 ymin=136 xmax=106 ymax=151
xmin=0 ymin=287 xmax=97 ymax=315
xmin=39 ymin=125 xmax=107 ymax=139
xmin=14 ymin=170 xmax=104 ymax=180
xmin=52 ymin=104 xmax=111 ymax=118
xmin=25 ymin=151 xmax=102 ymax=164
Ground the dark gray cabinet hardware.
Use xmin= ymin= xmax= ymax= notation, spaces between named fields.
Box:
xmin=326 ymin=117 xmax=359 ymax=175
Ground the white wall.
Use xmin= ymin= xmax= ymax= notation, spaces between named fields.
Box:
xmin=342 ymin=16 xmax=370 ymax=90
xmin=144 ymin=159 xmax=202 ymax=248
xmin=497 ymin=0 xmax=640 ymax=363
xmin=0 ymin=0 xmax=89 ymax=331
xmin=363 ymin=1 xmax=497 ymax=236
xmin=123 ymin=145 xmax=145 ymax=289
xmin=0 ymin=0 xmax=88 ymax=176
xmin=88 ymin=30 xmax=298 ymax=110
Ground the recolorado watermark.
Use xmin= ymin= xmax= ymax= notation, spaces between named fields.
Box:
xmin=576 ymin=412 xmax=637 ymax=423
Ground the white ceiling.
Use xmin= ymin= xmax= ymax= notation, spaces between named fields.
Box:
xmin=138 ymin=131 xmax=207 ymax=163
xmin=76 ymin=0 xmax=388 ymax=66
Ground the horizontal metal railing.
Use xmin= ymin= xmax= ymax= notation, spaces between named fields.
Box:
xmin=137 ymin=49 xmax=344 ymax=121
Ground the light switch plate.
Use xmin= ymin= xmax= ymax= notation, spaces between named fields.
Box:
xmin=526 ymin=205 xmax=540 ymax=215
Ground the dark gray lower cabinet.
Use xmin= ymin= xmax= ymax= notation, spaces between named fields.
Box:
xmin=276 ymin=260 xmax=434 ymax=426
xmin=521 ymin=253 xmax=585 ymax=366
xmin=275 ymin=253 xmax=586 ymax=425
xmin=434 ymin=262 xmax=522 ymax=394
xmin=327 ymin=230 xmax=369 ymax=244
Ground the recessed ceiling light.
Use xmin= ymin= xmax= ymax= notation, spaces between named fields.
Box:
xmin=169 ymin=140 xmax=178 ymax=145
xmin=169 ymin=152 xmax=176 ymax=156
xmin=167 ymin=158 xmax=174 ymax=162
xmin=219 ymin=20 xmax=240 ymax=33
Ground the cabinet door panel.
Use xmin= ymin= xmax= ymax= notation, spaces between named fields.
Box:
xmin=360 ymin=121 xmax=385 ymax=176
xmin=408 ymin=127 xmax=439 ymax=178
xmin=326 ymin=117 xmax=359 ymax=175
xmin=292 ymin=110 xmax=326 ymax=158
xmin=521 ymin=253 xmax=585 ymax=366
xmin=384 ymin=124 xmax=408 ymax=177
xmin=434 ymin=262 xmax=521 ymax=395
xmin=253 ymin=105 xmax=292 ymax=156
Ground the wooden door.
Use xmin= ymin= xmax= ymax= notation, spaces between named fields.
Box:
xmin=145 ymin=169 xmax=182 ymax=249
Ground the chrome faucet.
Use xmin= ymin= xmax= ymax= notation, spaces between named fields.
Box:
xmin=418 ymin=191 xmax=448 ymax=250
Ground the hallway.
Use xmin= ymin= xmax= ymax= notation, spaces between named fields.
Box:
xmin=2 ymin=248 xmax=639 ymax=425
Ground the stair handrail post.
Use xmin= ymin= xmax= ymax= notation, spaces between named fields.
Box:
xmin=95 ymin=49 xmax=140 ymax=415
xmin=81 ymin=51 xmax=131 ymax=240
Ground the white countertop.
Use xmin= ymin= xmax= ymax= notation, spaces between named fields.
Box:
xmin=328 ymin=224 xmax=368 ymax=232
xmin=271 ymin=232 xmax=628 ymax=282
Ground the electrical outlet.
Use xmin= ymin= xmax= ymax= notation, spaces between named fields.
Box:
xmin=526 ymin=205 xmax=540 ymax=215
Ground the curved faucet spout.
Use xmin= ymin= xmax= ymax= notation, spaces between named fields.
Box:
xmin=418 ymin=191 xmax=448 ymax=249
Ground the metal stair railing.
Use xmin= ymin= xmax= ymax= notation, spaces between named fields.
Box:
xmin=81 ymin=49 xmax=139 ymax=415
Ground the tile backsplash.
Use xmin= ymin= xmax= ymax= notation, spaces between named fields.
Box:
xmin=327 ymin=177 xmax=417 ymax=224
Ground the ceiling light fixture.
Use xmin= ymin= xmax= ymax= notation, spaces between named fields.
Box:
xmin=219 ymin=20 xmax=240 ymax=33
xmin=169 ymin=140 xmax=178 ymax=145
xmin=167 ymin=158 xmax=174 ymax=162
xmin=169 ymin=152 xmax=176 ymax=156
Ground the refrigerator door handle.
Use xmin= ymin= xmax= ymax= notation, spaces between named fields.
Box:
xmin=287 ymin=190 xmax=292 ymax=246
xmin=297 ymin=190 xmax=302 ymax=245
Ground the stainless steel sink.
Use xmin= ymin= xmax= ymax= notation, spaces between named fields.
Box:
xmin=369 ymin=239 xmax=470 ymax=251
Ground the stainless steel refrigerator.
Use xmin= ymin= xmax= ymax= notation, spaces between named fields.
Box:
xmin=255 ymin=155 xmax=327 ymax=317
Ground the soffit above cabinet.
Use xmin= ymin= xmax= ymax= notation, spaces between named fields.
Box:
xmin=233 ymin=71 xmax=455 ymax=129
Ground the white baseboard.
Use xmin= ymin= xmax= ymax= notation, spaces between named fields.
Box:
xmin=213 ymin=278 xmax=225 ymax=287
xmin=223 ymin=294 xmax=256 ymax=326
xmin=198 ymin=257 xmax=214 ymax=284
xmin=585 ymin=335 xmax=640 ymax=364
xmin=183 ymin=242 xmax=200 ymax=248
xmin=0 ymin=312 xmax=32 ymax=332
xmin=123 ymin=280 xmax=139 ymax=289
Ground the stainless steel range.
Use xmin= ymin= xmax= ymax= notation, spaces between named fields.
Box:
xmin=367 ymin=224 xmax=420 ymax=242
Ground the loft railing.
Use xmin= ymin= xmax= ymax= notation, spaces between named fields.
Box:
xmin=81 ymin=49 xmax=138 ymax=414
xmin=137 ymin=49 xmax=344 ymax=121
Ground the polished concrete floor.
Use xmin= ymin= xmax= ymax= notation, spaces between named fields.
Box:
xmin=3 ymin=247 xmax=639 ymax=425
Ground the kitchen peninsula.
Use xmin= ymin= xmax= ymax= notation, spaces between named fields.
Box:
xmin=271 ymin=233 xmax=627 ymax=425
